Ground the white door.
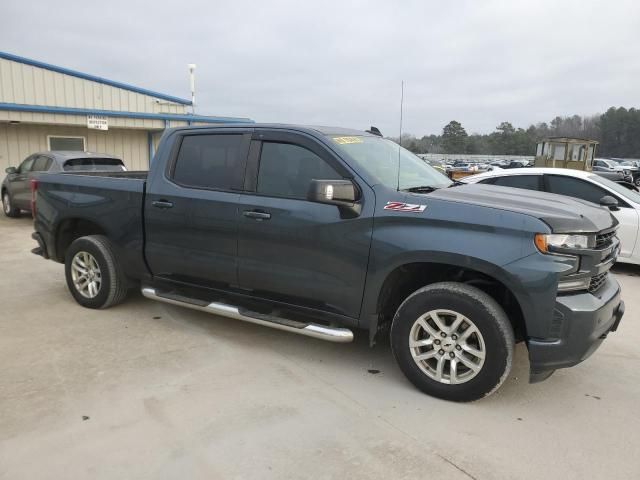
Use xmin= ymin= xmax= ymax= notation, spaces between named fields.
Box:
xmin=611 ymin=206 xmax=639 ymax=258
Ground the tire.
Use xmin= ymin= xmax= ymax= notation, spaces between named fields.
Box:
xmin=2 ymin=191 xmax=20 ymax=217
xmin=64 ymin=235 xmax=128 ymax=309
xmin=634 ymin=177 xmax=640 ymax=187
xmin=390 ymin=282 xmax=514 ymax=402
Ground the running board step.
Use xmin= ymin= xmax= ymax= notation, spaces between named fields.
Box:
xmin=141 ymin=287 xmax=354 ymax=343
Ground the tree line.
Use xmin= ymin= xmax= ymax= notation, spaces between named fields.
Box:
xmin=393 ymin=107 xmax=640 ymax=158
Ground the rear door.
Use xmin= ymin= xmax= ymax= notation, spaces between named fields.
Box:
xmin=144 ymin=129 xmax=252 ymax=288
xmin=10 ymin=155 xmax=36 ymax=209
xmin=236 ymin=130 xmax=374 ymax=319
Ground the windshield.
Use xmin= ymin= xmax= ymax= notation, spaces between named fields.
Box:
xmin=329 ymin=135 xmax=452 ymax=190
xmin=589 ymin=174 xmax=640 ymax=204
xmin=63 ymin=158 xmax=126 ymax=172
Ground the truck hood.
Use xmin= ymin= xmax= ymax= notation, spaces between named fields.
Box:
xmin=427 ymin=184 xmax=616 ymax=233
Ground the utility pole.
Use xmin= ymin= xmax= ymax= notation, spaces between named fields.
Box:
xmin=188 ymin=64 xmax=197 ymax=114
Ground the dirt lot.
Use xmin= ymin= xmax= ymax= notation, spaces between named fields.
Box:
xmin=1 ymin=213 xmax=639 ymax=480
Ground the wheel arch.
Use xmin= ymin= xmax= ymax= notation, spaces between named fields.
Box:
xmin=53 ymin=217 xmax=109 ymax=263
xmin=366 ymin=254 xmax=528 ymax=346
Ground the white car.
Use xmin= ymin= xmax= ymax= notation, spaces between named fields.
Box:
xmin=594 ymin=158 xmax=622 ymax=171
xmin=462 ymin=168 xmax=640 ymax=265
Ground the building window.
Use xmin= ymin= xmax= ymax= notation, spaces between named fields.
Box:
xmin=48 ymin=136 xmax=86 ymax=151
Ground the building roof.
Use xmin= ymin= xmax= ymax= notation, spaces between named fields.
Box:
xmin=0 ymin=102 xmax=253 ymax=124
xmin=0 ymin=51 xmax=253 ymax=125
xmin=0 ymin=51 xmax=192 ymax=106
xmin=542 ymin=137 xmax=599 ymax=144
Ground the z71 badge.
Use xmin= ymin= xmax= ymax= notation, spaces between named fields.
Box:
xmin=384 ymin=201 xmax=427 ymax=213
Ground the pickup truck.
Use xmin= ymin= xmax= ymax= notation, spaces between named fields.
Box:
xmin=31 ymin=124 xmax=625 ymax=402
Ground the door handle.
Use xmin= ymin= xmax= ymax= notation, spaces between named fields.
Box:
xmin=152 ymin=200 xmax=174 ymax=209
xmin=243 ymin=210 xmax=271 ymax=220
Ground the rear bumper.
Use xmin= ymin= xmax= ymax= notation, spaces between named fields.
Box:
xmin=31 ymin=231 xmax=49 ymax=259
xmin=528 ymin=275 xmax=623 ymax=382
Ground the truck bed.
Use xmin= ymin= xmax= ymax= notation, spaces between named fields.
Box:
xmin=33 ymin=171 xmax=148 ymax=277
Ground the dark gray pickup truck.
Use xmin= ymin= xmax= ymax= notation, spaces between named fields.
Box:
xmin=31 ymin=124 xmax=625 ymax=401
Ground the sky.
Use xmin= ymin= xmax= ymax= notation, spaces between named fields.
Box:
xmin=1 ymin=0 xmax=639 ymax=136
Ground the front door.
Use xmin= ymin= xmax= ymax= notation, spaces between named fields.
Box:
xmin=236 ymin=131 xmax=374 ymax=319
xmin=144 ymin=129 xmax=252 ymax=288
xmin=9 ymin=155 xmax=36 ymax=209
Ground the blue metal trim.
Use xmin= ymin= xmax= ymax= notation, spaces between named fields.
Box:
xmin=148 ymin=131 xmax=154 ymax=165
xmin=0 ymin=102 xmax=254 ymax=124
xmin=0 ymin=51 xmax=192 ymax=106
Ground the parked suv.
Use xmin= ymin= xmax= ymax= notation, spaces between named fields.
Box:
xmin=2 ymin=151 xmax=125 ymax=217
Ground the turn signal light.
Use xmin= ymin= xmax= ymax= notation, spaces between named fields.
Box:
xmin=534 ymin=233 xmax=548 ymax=253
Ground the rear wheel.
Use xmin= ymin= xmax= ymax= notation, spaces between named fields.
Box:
xmin=64 ymin=235 xmax=128 ymax=309
xmin=2 ymin=191 xmax=20 ymax=217
xmin=391 ymin=282 xmax=514 ymax=402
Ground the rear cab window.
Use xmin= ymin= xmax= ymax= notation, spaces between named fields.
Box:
xmin=63 ymin=158 xmax=126 ymax=172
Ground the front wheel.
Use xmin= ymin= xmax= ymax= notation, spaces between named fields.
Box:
xmin=634 ymin=177 xmax=640 ymax=187
xmin=64 ymin=235 xmax=128 ymax=309
xmin=391 ymin=282 xmax=514 ymax=402
xmin=2 ymin=191 xmax=20 ymax=217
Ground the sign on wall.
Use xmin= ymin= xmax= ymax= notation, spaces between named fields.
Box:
xmin=87 ymin=115 xmax=109 ymax=131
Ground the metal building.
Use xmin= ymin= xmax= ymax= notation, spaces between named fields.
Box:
xmin=0 ymin=51 xmax=251 ymax=170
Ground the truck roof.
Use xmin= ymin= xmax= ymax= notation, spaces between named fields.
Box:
xmin=169 ymin=123 xmax=377 ymax=138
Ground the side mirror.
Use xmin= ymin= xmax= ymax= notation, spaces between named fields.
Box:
xmin=307 ymin=179 xmax=361 ymax=217
xmin=600 ymin=195 xmax=619 ymax=211
xmin=5 ymin=166 xmax=17 ymax=174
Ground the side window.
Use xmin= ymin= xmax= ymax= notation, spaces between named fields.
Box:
xmin=257 ymin=142 xmax=342 ymax=199
xmin=32 ymin=156 xmax=52 ymax=172
xmin=491 ymin=175 xmax=541 ymax=191
xmin=18 ymin=156 xmax=35 ymax=173
xmin=172 ymin=134 xmax=243 ymax=190
xmin=546 ymin=175 xmax=609 ymax=204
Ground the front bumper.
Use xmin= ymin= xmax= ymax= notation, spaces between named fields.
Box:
xmin=528 ymin=275 xmax=624 ymax=382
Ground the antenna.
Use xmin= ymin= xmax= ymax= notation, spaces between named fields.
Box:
xmin=397 ymin=80 xmax=404 ymax=192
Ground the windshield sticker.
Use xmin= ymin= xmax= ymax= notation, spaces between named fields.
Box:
xmin=333 ymin=136 xmax=363 ymax=145
xmin=384 ymin=201 xmax=427 ymax=213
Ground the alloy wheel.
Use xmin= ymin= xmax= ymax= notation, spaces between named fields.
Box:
xmin=409 ymin=309 xmax=486 ymax=385
xmin=71 ymin=251 xmax=102 ymax=298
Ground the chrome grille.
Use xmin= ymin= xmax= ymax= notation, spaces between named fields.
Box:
xmin=596 ymin=230 xmax=616 ymax=249
xmin=589 ymin=272 xmax=608 ymax=294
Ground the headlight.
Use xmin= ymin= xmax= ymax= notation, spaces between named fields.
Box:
xmin=534 ymin=233 xmax=596 ymax=253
